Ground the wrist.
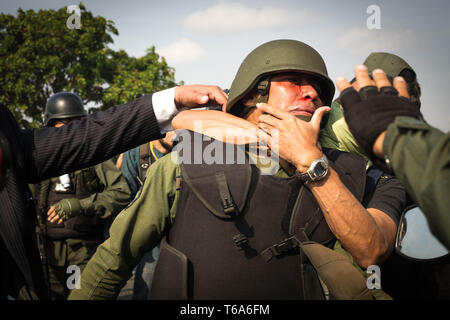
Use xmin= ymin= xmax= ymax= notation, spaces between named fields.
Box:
xmin=152 ymin=87 xmax=177 ymax=132
xmin=372 ymin=131 xmax=386 ymax=159
xmin=294 ymin=153 xmax=329 ymax=184
xmin=304 ymin=167 xmax=330 ymax=188
xmin=294 ymin=149 xmax=323 ymax=173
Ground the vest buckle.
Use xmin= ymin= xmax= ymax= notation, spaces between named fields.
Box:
xmin=261 ymin=237 xmax=299 ymax=262
xmin=222 ymin=197 xmax=237 ymax=215
xmin=232 ymin=233 xmax=248 ymax=250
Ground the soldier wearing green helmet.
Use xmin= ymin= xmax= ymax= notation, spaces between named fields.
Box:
xmin=226 ymin=39 xmax=335 ymax=115
xmin=363 ymin=52 xmax=421 ymax=109
xmin=69 ymin=40 xmax=407 ymax=300
xmin=319 ymin=52 xmax=423 ymax=160
xmin=318 ymin=53 xmax=450 ymax=300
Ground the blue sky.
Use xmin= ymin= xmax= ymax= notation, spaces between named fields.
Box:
xmin=2 ymin=0 xmax=449 ymax=130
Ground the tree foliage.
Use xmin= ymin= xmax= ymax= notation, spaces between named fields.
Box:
xmin=101 ymin=47 xmax=178 ymax=109
xmin=0 ymin=3 xmax=178 ymax=127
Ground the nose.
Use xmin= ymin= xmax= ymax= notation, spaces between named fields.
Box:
xmin=298 ymin=85 xmax=318 ymax=101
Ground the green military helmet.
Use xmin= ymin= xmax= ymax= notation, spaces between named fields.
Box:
xmin=363 ymin=52 xmax=416 ymax=82
xmin=364 ymin=52 xmax=421 ymax=108
xmin=44 ymin=92 xmax=87 ymax=126
xmin=226 ymin=39 xmax=335 ymax=114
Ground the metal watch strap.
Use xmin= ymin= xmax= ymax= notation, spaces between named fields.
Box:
xmin=295 ymin=154 xmax=328 ymax=183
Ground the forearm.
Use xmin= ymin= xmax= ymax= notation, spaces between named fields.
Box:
xmin=81 ymin=163 xmax=132 ymax=219
xmin=79 ymin=186 xmax=131 ymax=219
xmin=69 ymin=238 xmax=134 ymax=300
xmin=68 ymin=156 xmax=180 ymax=300
xmin=68 ymin=209 xmax=163 ymax=300
xmin=307 ymin=167 xmax=391 ymax=268
xmin=383 ymin=117 xmax=450 ymax=248
xmin=172 ymin=110 xmax=259 ymax=145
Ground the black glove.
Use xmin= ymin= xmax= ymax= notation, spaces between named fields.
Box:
xmin=53 ymin=198 xmax=84 ymax=221
xmin=339 ymin=85 xmax=422 ymax=159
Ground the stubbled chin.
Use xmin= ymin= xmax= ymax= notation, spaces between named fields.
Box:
xmin=294 ymin=114 xmax=312 ymax=122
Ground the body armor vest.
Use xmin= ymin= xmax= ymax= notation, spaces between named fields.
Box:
xmin=35 ymin=168 xmax=104 ymax=240
xmin=150 ymin=131 xmax=367 ymax=300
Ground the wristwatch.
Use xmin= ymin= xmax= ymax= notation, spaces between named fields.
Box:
xmin=295 ymin=154 xmax=329 ymax=183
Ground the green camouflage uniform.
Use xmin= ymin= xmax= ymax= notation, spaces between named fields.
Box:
xmin=33 ymin=159 xmax=131 ymax=299
xmin=384 ymin=116 xmax=450 ymax=249
xmin=319 ymin=101 xmax=369 ymax=163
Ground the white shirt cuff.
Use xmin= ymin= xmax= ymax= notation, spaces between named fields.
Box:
xmin=152 ymin=87 xmax=178 ymax=132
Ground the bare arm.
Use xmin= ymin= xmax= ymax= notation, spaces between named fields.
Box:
xmin=257 ymin=103 xmax=397 ymax=268
xmin=306 ymin=167 xmax=396 ymax=268
xmin=172 ymin=109 xmax=259 ymax=145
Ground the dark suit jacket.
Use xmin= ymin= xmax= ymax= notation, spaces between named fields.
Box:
xmin=0 ymin=95 xmax=164 ymax=299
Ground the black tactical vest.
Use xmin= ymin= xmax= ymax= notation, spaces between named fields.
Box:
xmin=35 ymin=168 xmax=104 ymax=240
xmin=150 ymin=131 xmax=366 ymax=300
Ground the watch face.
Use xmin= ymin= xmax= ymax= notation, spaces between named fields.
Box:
xmin=313 ymin=162 xmax=325 ymax=177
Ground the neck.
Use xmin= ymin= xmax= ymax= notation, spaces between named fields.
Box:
xmin=152 ymin=140 xmax=169 ymax=155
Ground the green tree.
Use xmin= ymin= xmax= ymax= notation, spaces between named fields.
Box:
xmin=0 ymin=3 xmax=178 ymax=127
xmin=100 ymin=47 xmax=178 ymax=110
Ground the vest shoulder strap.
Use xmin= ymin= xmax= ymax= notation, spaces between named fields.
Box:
xmin=138 ymin=143 xmax=152 ymax=183
xmin=176 ymin=130 xmax=252 ymax=219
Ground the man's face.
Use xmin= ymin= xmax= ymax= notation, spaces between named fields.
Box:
xmin=267 ymin=73 xmax=323 ymax=117
xmin=158 ymin=130 xmax=175 ymax=152
xmin=51 ymin=117 xmax=82 ymax=128
xmin=53 ymin=119 xmax=71 ymax=128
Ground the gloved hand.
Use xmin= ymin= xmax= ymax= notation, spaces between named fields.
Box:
xmin=50 ymin=198 xmax=83 ymax=222
xmin=338 ymin=69 xmax=422 ymax=159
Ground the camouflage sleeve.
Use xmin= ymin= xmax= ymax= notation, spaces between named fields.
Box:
xmin=78 ymin=159 xmax=132 ymax=219
xmin=319 ymin=101 xmax=371 ymax=167
xmin=383 ymin=116 xmax=450 ymax=249
xmin=68 ymin=154 xmax=180 ymax=300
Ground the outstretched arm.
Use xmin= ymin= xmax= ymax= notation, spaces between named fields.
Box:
xmin=22 ymin=85 xmax=227 ymax=183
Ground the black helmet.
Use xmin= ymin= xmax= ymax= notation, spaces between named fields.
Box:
xmin=44 ymin=92 xmax=86 ymax=126
xmin=226 ymin=39 xmax=335 ymax=115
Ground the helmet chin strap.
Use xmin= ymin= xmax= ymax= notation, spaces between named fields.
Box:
xmin=255 ymin=77 xmax=271 ymax=105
